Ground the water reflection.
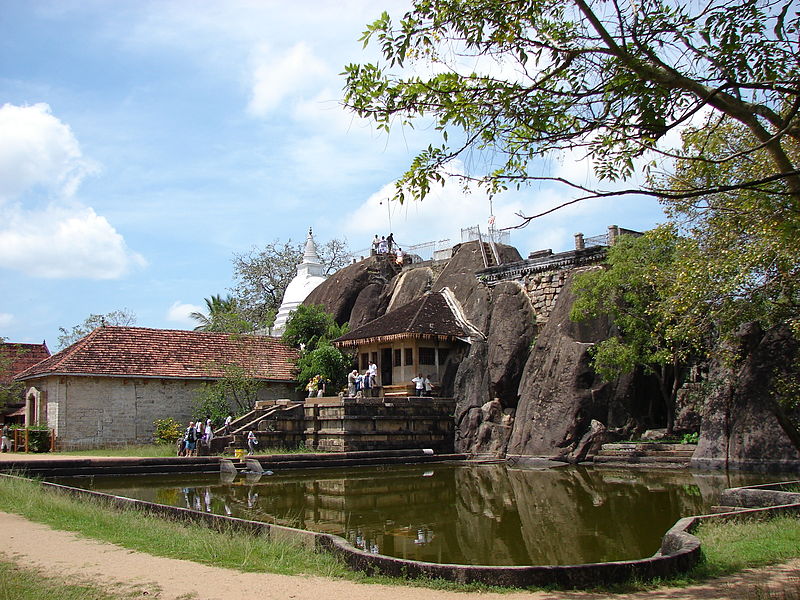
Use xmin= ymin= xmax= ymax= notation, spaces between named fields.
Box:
xmin=55 ymin=464 xmax=782 ymax=566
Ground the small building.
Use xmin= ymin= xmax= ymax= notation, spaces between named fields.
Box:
xmin=14 ymin=327 xmax=299 ymax=449
xmin=332 ymin=288 xmax=483 ymax=393
xmin=0 ymin=342 xmax=51 ymax=425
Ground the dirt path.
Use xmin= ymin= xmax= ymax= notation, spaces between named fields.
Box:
xmin=2 ymin=511 xmax=799 ymax=600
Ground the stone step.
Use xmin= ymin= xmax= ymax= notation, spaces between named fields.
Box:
xmin=601 ymin=443 xmax=696 ymax=452
xmin=594 ymin=457 xmax=694 ymax=465
xmin=596 ymin=449 xmax=695 ymax=458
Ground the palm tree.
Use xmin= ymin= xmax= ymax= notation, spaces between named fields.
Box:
xmin=190 ymin=295 xmax=251 ymax=332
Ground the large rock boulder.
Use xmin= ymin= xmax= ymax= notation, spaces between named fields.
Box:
xmin=304 ymin=255 xmax=401 ymax=325
xmin=692 ymin=322 xmax=800 ymax=471
xmin=432 ymin=241 xmax=521 ymax=333
xmin=384 ymin=266 xmax=434 ymax=312
xmin=486 ymin=281 xmax=537 ymax=407
xmin=452 ymin=281 xmax=536 ymax=454
xmin=505 ymin=273 xmax=628 ymax=461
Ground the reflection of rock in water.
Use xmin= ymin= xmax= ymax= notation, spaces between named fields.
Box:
xmin=507 ymin=466 xmax=711 ymax=565
xmin=453 ymin=465 xmax=528 ymax=565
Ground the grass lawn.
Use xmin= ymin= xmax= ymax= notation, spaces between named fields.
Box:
xmin=0 ymin=558 xmax=150 ymax=600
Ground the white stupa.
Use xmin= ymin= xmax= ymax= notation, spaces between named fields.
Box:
xmin=271 ymin=228 xmax=327 ymax=337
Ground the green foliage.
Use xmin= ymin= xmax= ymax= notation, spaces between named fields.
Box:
xmin=681 ymin=432 xmax=699 ymax=445
xmin=297 ymin=344 xmax=351 ymax=395
xmin=152 ymin=418 xmax=183 ymax=445
xmin=571 ymin=230 xmax=700 ymax=431
xmin=57 ymin=309 xmax=136 ymax=350
xmin=344 ymin=1 xmax=800 ymax=224
xmin=283 ymin=305 xmax=351 ymax=392
xmin=192 ymin=363 xmax=262 ymax=423
xmin=0 ymin=342 xmax=25 ymax=410
xmin=655 ymin=120 xmax=800 ymax=339
xmin=282 ymin=304 xmax=348 ymax=352
xmin=10 ymin=426 xmax=50 ymax=452
xmin=190 ymin=294 xmax=256 ymax=333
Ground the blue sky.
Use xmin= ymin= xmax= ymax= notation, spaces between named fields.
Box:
xmin=0 ymin=0 xmax=666 ymax=348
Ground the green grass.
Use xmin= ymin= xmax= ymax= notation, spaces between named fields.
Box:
xmin=693 ymin=516 xmax=800 ymax=577
xmin=0 ymin=475 xmax=348 ymax=578
xmin=0 ymin=557 xmax=152 ymax=600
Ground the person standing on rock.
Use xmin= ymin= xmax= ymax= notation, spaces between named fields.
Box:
xmin=386 ymin=233 xmax=395 ymax=252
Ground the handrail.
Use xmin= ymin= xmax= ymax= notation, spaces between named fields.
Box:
xmin=476 ymin=230 xmax=490 ymax=268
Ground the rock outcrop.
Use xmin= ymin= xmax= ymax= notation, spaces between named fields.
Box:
xmin=505 ymin=273 xmax=632 ymax=462
xmin=692 ymin=322 xmax=800 ymax=471
xmin=303 ymin=255 xmax=401 ymax=325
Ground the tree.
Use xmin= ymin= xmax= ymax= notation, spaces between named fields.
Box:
xmin=230 ymin=236 xmax=351 ymax=330
xmin=343 ymin=1 xmax=800 ymax=224
xmin=193 ymin=363 xmax=264 ymax=423
xmin=570 ymin=230 xmax=700 ymax=433
xmin=0 ymin=340 xmax=25 ymax=411
xmin=57 ymin=309 xmax=137 ymax=349
xmin=190 ymin=294 xmax=254 ymax=333
xmin=282 ymin=304 xmax=351 ymax=393
xmin=655 ymin=119 xmax=800 ymax=338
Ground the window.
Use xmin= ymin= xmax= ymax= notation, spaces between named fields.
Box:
xmin=393 ymin=349 xmax=402 ymax=367
xmin=371 ymin=352 xmax=378 ymax=364
xmin=404 ymin=348 xmax=413 ymax=365
xmin=360 ymin=353 xmax=369 ymax=370
xmin=419 ymin=347 xmax=436 ymax=365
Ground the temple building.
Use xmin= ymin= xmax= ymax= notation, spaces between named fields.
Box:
xmin=271 ymin=228 xmax=327 ymax=337
xmin=332 ymin=288 xmax=483 ymax=394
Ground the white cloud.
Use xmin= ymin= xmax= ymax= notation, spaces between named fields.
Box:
xmin=0 ymin=203 xmax=146 ymax=279
xmin=0 ymin=103 xmax=99 ymax=202
xmin=247 ymin=42 xmax=329 ymax=117
xmin=0 ymin=103 xmax=145 ymax=279
xmin=166 ymin=301 xmax=202 ymax=327
xmin=339 ymin=164 xmax=534 ymax=256
xmin=0 ymin=313 xmax=13 ymax=328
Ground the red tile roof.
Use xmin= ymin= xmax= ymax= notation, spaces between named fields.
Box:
xmin=14 ymin=327 xmax=298 ymax=382
xmin=0 ymin=342 xmax=50 ymax=385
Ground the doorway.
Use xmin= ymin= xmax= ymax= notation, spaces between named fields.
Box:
xmin=381 ymin=348 xmax=393 ymax=386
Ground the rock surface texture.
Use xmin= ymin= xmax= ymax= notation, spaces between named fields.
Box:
xmin=692 ymin=322 xmax=800 ymax=471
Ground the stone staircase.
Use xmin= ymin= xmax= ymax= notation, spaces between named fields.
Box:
xmin=593 ymin=442 xmax=696 ymax=468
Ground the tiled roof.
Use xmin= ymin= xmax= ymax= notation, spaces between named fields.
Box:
xmin=333 ymin=290 xmax=479 ymax=347
xmin=14 ymin=327 xmax=298 ymax=382
xmin=0 ymin=342 xmax=50 ymax=385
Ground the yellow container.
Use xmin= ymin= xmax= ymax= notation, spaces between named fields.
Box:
xmin=234 ymin=449 xmax=245 ymax=459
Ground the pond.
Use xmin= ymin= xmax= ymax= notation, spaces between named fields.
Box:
xmin=52 ymin=463 xmax=780 ymax=566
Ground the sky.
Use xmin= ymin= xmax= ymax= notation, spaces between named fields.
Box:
xmin=0 ymin=0 xmax=667 ymax=349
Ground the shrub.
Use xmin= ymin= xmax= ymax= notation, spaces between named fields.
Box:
xmin=153 ymin=418 xmax=183 ymax=445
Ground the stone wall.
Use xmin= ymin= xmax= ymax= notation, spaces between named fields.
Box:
xmin=303 ymin=397 xmax=456 ymax=453
xmin=477 ymin=246 xmax=606 ymax=325
xmin=29 ymin=375 xmax=298 ymax=450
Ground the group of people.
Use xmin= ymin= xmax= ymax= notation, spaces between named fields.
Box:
xmin=372 ymin=233 xmax=405 ymax=265
xmin=347 ymin=360 xmax=378 ymax=397
xmin=412 ymin=373 xmax=434 ymax=396
xmin=178 ymin=418 xmax=222 ymax=457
